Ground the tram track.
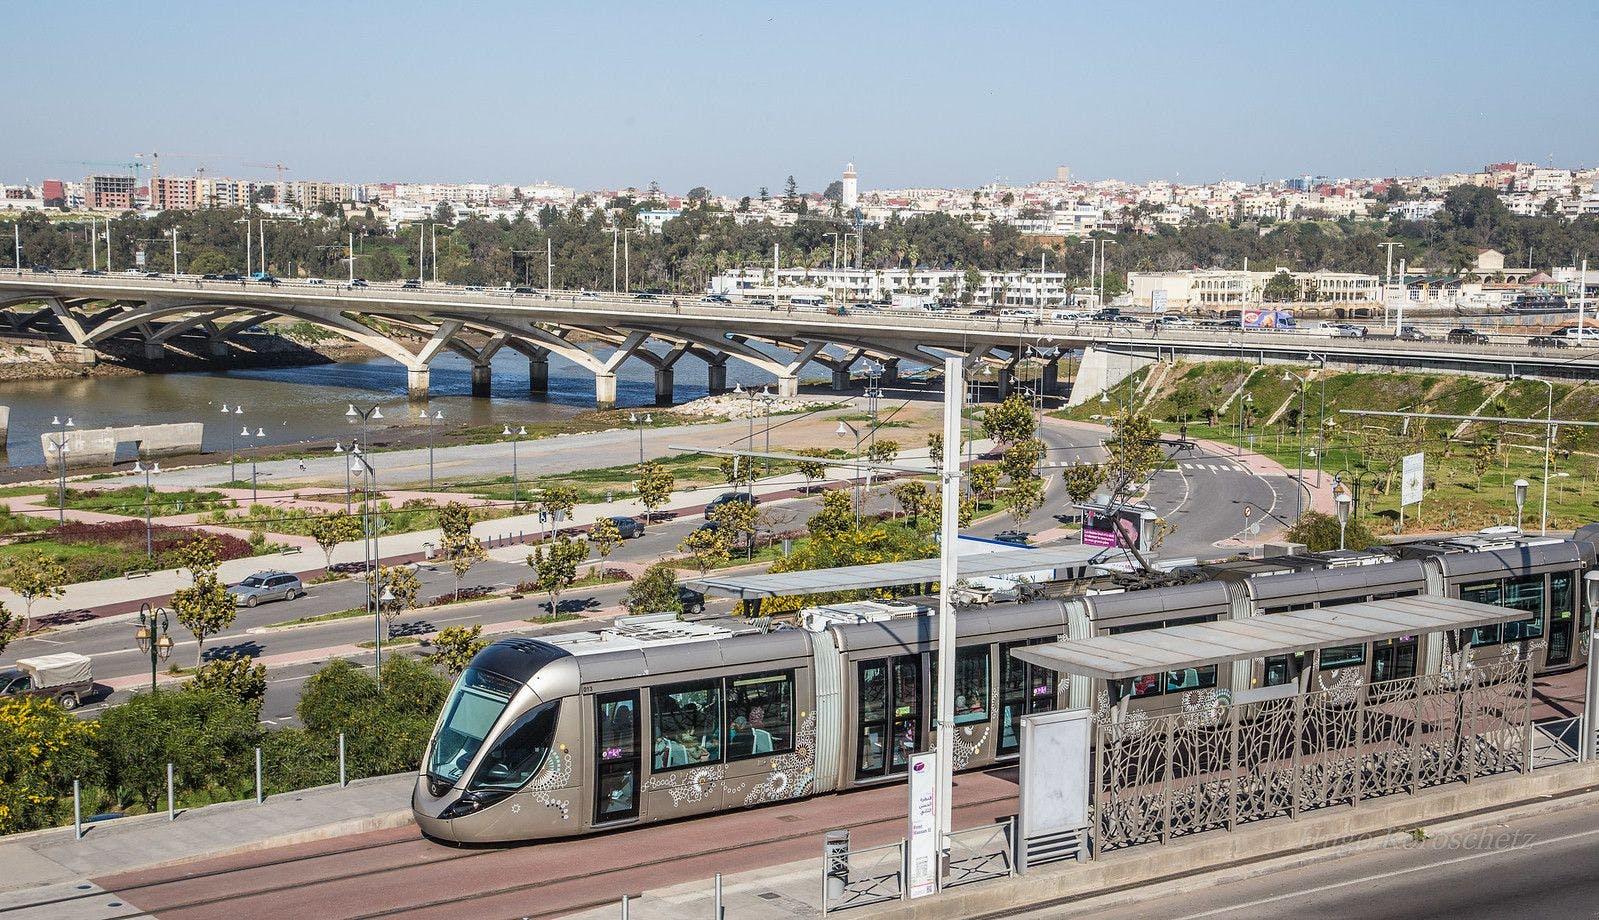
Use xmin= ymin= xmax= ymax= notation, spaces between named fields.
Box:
xmin=69 ymin=787 xmax=1017 ymax=920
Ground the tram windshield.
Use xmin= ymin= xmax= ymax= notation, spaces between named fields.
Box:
xmin=429 ymin=667 xmax=523 ymax=784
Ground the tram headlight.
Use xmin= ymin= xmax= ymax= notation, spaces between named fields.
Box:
xmin=438 ymin=788 xmax=515 ymax=820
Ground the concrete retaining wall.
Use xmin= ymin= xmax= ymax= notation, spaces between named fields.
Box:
xmin=867 ymin=760 xmax=1599 ymax=918
xmin=1067 ymin=345 xmax=1154 ymax=407
xmin=39 ymin=423 xmax=203 ymax=469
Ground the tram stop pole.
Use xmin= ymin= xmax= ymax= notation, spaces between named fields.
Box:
xmin=1586 ymin=574 xmax=1599 ymax=762
xmin=934 ymin=355 xmax=963 ymax=855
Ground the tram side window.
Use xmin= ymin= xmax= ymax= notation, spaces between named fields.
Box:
xmin=467 ymin=700 xmax=561 ymax=792
xmin=954 ymin=646 xmax=990 ymax=724
xmin=726 ymin=670 xmax=794 ymax=760
xmin=1501 ymin=574 xmax=1546 ymax=642
xmin=1106 ymin=616 xmax=1218 ymax=697
xmin=1318 ymin=644 xmax=1366 ymax=670
xmin=999 ymin=639 xmax=1058 ymax=755
xmin=1461 ymin=581 xmax=1503 ymax=646
xmin=651 ymin=680 xmax=722 ymax=771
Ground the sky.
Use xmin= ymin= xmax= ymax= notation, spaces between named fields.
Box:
xmin=5 ymin=0 xmax=1597 ymax=194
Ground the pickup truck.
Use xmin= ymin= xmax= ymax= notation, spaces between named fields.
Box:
xmin=1 ymin=652 xmax=94 ymax=710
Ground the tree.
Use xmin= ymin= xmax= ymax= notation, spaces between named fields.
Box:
xmin=442 ymin=532 xmax=487 ymax=601
xmin=865 ymin=439 xmax=900 ymax=464
xmin=967 ymin=463 xmax=1003 ymax=503
xmin=1285 ymin=510 xmax=1378 ymax=553
xmin=960 ymin=267 xmax=982 ymax=305
xmin=186 ymin=248 xmax=230 ymax=275
xmin=307 ymin=512 xmax=361 ymax=570
xmin=0 ymin=602 xmax=14 ymax=656
xmin=433 ymin=201 xmax=455 ymax=225
xmin=186 ymin=655 xmax=267 ymax=712
xmin=633 ymin=460 xmax=675 ymax=526
xmin=1 ymin=553 xmax=66 ymax=636
xmin=891 ymin=480 xmax=932 ymax=523
xmin=1262 ymin=270 xmax=1297 ymax=302
xmin=709 ymin=498 xmax=759 ymax=555
xmin=173 ymin=535 xmax=222 ymax=582
xmin=807 ymin=490 xmax=856 ymax=538
xmin=1060 ymin=462 xmax=1107 ymax=505
xmin=371 ymin=565 xmax=421 ymax=636
xmin=625 ymin=562 xmax=683 ymax=616
xmin=526 ymin=536 xmax=588 ymax=614
xmin=536 ymin=485 xmax=579 ymax=526
xmin=783 ymin=175 xmax=800 ymax=212
xmin=796 ymin=451 xmax=829 ymax=493
xmin=588 ymin=515 xmax=623 ymax=560
xmin=296 ymin=657 xmax=450 ymax=780
xmin=431 ymin=624 xmax=486 ymax=677
xmin=981 ymin=394 xmax=1037 ymax=446
xmin=172 ymin=572 xmax=236 ymax=668
xmin=823 ymin=180 xmax=843 ymax=203
xmin=436 ymin=501 xmax=474 ymax=542
xmin=1005 ymin=474 xmax=1045 ymax=522
xmin=927 ymin=433 xmax=945 ymax=467
xmin=719 ymin=455 xmax=756 ymax=487
xmin=0 ymin=696 xmax=98 ymax=835
xmin=677 ymin=526 xmax=730 ymax=574
xmin=1103 ymin=411 xmax=1167 ymax=500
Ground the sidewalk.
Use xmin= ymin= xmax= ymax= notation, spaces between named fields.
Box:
xmin=0 ymin=772 xmax=415 ymax=896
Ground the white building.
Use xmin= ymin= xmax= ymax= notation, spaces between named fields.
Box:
xmin=712 ymin=267 xmax=1074 ymax=307
xmin=841 ymin=163 xmax=858 ymax=210
xmin=1128 ymin=269 xmax=1381 ymax=311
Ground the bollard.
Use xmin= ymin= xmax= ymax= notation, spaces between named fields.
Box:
xmin=620 ymin=894 xmax=629 ymax=920
xmin=73 ymin=779 xmax=82 ymax=840
xmin=339 ymin=732 xmax=347 ymax=787
xmin=255 ymin=747 xmax=264 ymax=804
xmin=714 ymin=873 xmax=723 ymax=920
xmin=167 ymin=762 xmax=175 ymax=821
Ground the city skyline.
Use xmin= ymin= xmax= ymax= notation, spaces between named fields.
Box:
xmin=5 ymin=1 xmax=1598 ymax=192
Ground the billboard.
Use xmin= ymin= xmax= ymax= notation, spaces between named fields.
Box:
xmin=1081 ymin=504 xmax=1144 ymax=549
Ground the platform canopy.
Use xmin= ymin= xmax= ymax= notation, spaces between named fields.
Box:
xmin=1012 ymin=595 xmax=1532 ymax=680
xmin=685 ymin=545 xmax=1111 ymax=600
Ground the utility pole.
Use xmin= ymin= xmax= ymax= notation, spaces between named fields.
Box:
xmin=418 ymin=222 xmax=426 ymax=283
xmin=611 ymin=224 xmax=619 ymax=292
xmin=1579 ymin=258 xmax=1588 ymax=342
xmin=546 ymin=237 xmax=553 ymax=290
xmin=348 ymin=232 xmax=355 ymax=283
xmin=1380 ymin=241 xmax=1403 ymax=324
xmin=934 ymin=355 xmax=963 ymax=860
xmin=1396 ymin=259 xmax=1407 ymax=332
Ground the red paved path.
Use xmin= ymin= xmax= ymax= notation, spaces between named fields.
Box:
xmin=98 ymin=768 xmax=1021 ymax=919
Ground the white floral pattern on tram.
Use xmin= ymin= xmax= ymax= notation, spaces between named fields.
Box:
xmin=744 ymin=713 xmax=818 ymax=806
xmin=644 ymin=763 xmax=726 ymax=806
xmin=527 ymin=749 xmax=574 ymax=820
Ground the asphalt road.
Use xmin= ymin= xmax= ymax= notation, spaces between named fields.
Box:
xmin=1020 ymin=792 xmax=1599 ymax=920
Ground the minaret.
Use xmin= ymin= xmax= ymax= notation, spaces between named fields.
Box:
xmin=842 ymin=163 xmax=858 ymax=210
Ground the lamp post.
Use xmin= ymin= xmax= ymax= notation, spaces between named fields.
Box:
xmin=333 ymin=441 xmax=353 ymax=513
xmin=220 ymin=403 xmax=243 ymax=480
xmin=132 ymin=458 xmax=161 ymax=560
xmin=46 ymin=416 xmax=74 ymax=524
xmin=1281 ymin=370 xmax=1309 ymax=517
xmin=1236 ymin=392 xmax=1254 ymax=456
xmin=732 ymin=383 xmax=760 ymax=497
xmin=348 ymin=450 xmax=384 ymax=689
xmin=1514 ymin=478 xmax=1529 ymax=534
xmin=836 ymin=419 xmax=865 ymax=525
xmin=629 ymin=411 xmax=653 ymax=465
xmin=1335 ymin=491 xmax=1352 ymax=550
xmin=134 ymin=603 xmax=173 ymax=693
xmin=417 ymin=407 xmax=443 ymax=491
xmin=758 ymin=386 xmax=775 ymax=480
xmin=243 ymin=426 xmax=267 ymax=501
xmin=502 ymin=424 xmax=527 ymax=508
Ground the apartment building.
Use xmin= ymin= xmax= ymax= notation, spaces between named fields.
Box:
xmin=84 ymin=174 xmax=137 ymax=210
xmin=151 ymin=175 xmax=199 ymax=210
xmin=711 ymin=267 xmax=1075 ymax=306
xmin=1128 ymin=269 xmax=1381 ymax=310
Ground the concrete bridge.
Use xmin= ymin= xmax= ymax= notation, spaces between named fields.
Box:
xmin=1 ymin=271 xmax=1593 ymax=407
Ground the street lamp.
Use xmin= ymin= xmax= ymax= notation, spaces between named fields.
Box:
xmin=1236 ymin=392 xmax=1254 ymax=456
xmin=333 ymin=441 xmax=353 ymax=513
xmin=133 ymin=602 xmax=174 ymax=693
xmin=502 ymin=424 xmax=527 ymax=508
xmin=629 ymin=411 xmax=653 ymax=465
xmin=46 ymin=416 xmax=74 ymax=523
xmin=417 ymin=407 xmax=443 ymax=491
xmin=347 ymin=450 xmax=385 ymax=688
xmin=245 ymin=426 xmax=267 ymax=501
xmin=836 ymin=419 xmax=864 ymax=525
xmin=220 ymin=403 xmax=244 ymax=480
xmin=1508 ymin=375 xmax=1554 ymax=536
xmin=1281 ymin=370 xmax=1309 ymax=517
xmin=132 ymin=458 xmax=161 ymax=560
xmin=1514 ymin=478 xmax=1529 ymax=534
xmin=1334 ymin=491 xmax=1352 ymax=550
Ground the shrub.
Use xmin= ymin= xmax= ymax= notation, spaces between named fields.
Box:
xmin=297 ymin=657 xmax=450 ymax=780
xmin=95 ymin=689 xmax=262 ymax=811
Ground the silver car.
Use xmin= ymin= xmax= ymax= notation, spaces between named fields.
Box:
xmin=228 ymin=571 xmax=304 ymax=607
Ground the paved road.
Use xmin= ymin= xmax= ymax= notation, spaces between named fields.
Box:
xmin=1022 ymin=792 xmax=1599 ymax=920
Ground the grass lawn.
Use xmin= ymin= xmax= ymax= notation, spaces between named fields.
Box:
xmin=43 ymin=486 xmax=236 ymax=516
xmin=267 ymin=607 xmax=366 ymax=628
xmin=447 ymin=452 xmax=807 ymax=504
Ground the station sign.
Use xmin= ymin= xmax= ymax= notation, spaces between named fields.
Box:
xmin=1401 ymin=452 xmax=1424 ymax=507
xmin=906 ymin=752 xmax=939 ymax=899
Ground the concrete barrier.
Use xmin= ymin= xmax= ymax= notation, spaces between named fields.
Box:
xmin=39 ymin=422 xmax=203 ymax=469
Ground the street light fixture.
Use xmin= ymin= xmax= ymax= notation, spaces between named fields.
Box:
xmin=1334 ymin=491 xmax=1352 ymax=550
xmin=629 ymin=411 xmax=653 ymax=465
xmin=502 ymin=424 xmax=527 ymax=508
xmin=45 ymin=416 xmax=74 ymax=523
xmin=1513 ymin=478 xmax=1529 ymax=534
xmin=133 ymin=602 xmax=174 ymax=693
xmin=417 ymin=407 xmax=443 ymax=491
xmin=220 ymin=403 xmax=244 ymax=481
xmin=347 ymin=450 xmax=385 ymax=688
xmin=836 ymin=419 xmax=864 ymax=525
xmin=1281 ymin=370 xmax=1309 ymax=517
xmin=243 ymin=426 xmax=268 ymax=501
xmin=132 ymin=458 xmax=161 ymax=560
xmin=333 ymin=441 xmax=353 ymax=513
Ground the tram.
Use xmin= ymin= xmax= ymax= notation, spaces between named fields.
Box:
xmin=414 ymin=531 xmax=1596 ymax=843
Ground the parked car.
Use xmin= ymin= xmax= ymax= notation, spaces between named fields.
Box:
xmin=701 ymin=293 xmax=732 ymax=304
xmin=1446 ymin=327 xmax=1488 ymax=344
xmin=605 ymin=516 xmax=645 ymax=539
xmin=400 ymin=279 xmax=422 ymax=290
xmin=678 ymin=586 xmax=707 ymax=616
xmin=993 ymin=530 xmax=1031 ymax=546
xmin=1396 ymin=325 xmax=1430 ymax=341
xmin=227 ymin=571 xmax=304 ymax=607
xmin=0 ymin=653 xmax=94 ymax=710
xmin=704 ymin=491 xmax=756 ymax=519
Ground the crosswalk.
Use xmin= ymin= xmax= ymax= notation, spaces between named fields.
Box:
xmin=1177 ymin=462 xmax=1242 ymax=473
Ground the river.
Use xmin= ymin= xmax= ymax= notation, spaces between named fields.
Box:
xmin=0 ymin=348 xmax=781 ymax=467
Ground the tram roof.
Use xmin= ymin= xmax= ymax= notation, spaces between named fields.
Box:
xmin=684 ymin=545 xmax=1111 ymax=600
xmin=1011 ymin=595 xmax=1535 ymax=681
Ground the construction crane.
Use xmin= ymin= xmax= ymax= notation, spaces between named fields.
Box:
xmin=246 ymin=162 xmax=290 ymax=185
xmin=135 ymin=152 xmax=228 ymax=186
xmin=69 ymin=160 xmax=143 ymax=175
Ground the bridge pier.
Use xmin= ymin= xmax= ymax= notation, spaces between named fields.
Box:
xmin=831 ymin=367 xmax=852 ymax=391
xmin=706 ymin=358 xmax=728 ymax=394
xmin=143 ymin=342 xmax=165 ymax=361
xmin=471 ymin=363 xmax=493 ymax=397
xmin=1040 ymin=359 xmax=1060 ymax=396
xmin=881 ymin=359 xmax=899 ymax=385
xmin=596 ymin=373 xmax=618 ymax=409
xmin=775 ymin=375 xmax=800 ymax=399
xmin=407 ymin=366 xmax=430 ymax=400
xmin=206 ymin=338 xmax=230 ymax=358
xmin=528 ymin=353 xmax=549 ymax=395
xmin=654 ymin=368 xmax=675 ymax=406
xmin=1068 ymin=345 xmax=1154 ymax=408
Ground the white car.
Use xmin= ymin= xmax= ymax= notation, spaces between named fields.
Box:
xmin=303 ymin=277 xmax=326 ymax=285
xmin=1325 ymin=323 xmax=1368 ymax=338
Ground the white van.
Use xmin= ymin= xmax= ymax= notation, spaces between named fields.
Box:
xmin=999 ymin=308 xmax=1039 ymax=319
xmin=789 ymin=294 xmax=825 ymax=308
xmin=1051 ymin=310 xmax=1090 ymax=322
